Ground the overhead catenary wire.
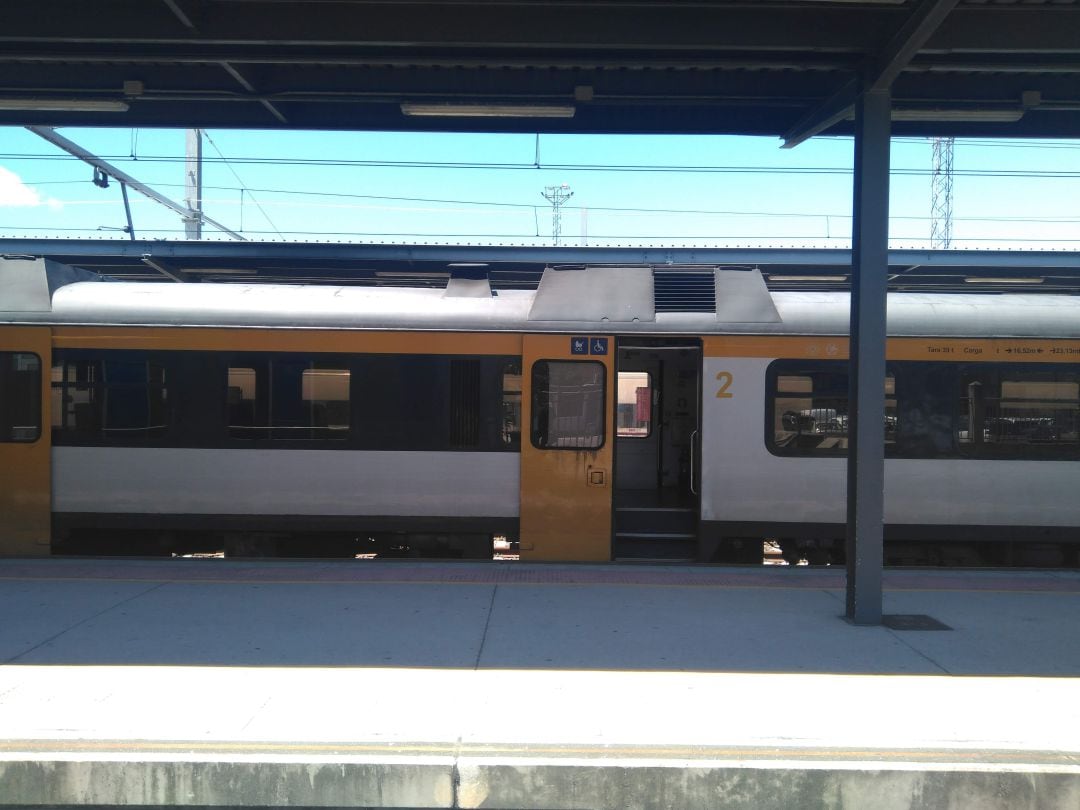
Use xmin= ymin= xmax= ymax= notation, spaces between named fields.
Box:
xmin=200 ymin=130 xmax=283 ymax=238
xmin=6 ymin=151 xmax=1080 ymax=179
xmin=24 ymin=182 xmax=1079 ymax=226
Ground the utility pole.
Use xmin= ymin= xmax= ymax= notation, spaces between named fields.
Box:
xmin=930 ymin=136 xmax=954 ymax=249
xmin=542 ymin=184 xmax=573 ymax=246
xmin=184 ymin=128 xmax=203 ymax=239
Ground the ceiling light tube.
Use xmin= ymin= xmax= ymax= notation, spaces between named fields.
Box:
xmin=401 ymin=102 xmax=575 ymax=119
xmin=0 ymin=98 xmax=130 ymax=112
xmin=964 ymin=276 xmax=1044 ymax=284
xmin=891 ymin=108 xmax=1025 ymax=123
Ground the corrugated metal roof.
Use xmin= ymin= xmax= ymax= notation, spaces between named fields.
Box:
xmin=1 ymin=1 xmax=1078 ymax=137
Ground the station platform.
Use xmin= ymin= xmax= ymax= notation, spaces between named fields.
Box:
xmin=0 ymin=558 xmax=1078 ymax=809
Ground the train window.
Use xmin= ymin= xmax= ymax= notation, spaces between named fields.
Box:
xmin=502 ymin=360 xmax=522 ymax=449
xmin=301 ymin=365 xmax=351 ymax=438
xmin=769 ymin=362 xmax=895 ymax=455
xmin=616 ymin=371 xmax=652 ymax=438
xmin=52 ymin=355 xmax=168 ymax=439
xmin=449 ymin=358 xmax=481 ymax=448
xmin=959 ymin=368 xmax=1079 ymax=457
xmin=531 ymin=360 xmax=605 ymax=450
xmin=0 ymin=352 xmax=41 ymax=443
xmin=228 ymin=358 xmax=350 ymax=441
xmin=227 ymin=367 xmax=259 ymax=439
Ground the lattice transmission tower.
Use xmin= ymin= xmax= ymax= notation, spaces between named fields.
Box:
xmin=930 ymin=137 xmax=955 ymax=249
xmin=542 ymin=184 xmax=573 ymax=245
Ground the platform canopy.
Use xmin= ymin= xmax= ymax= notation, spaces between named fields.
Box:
xmin=2 ymin=1 xmax=1079 ymax=142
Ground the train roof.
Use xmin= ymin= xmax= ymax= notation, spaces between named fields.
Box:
xmin=3 ymin=258 xmax=1080 ymax=339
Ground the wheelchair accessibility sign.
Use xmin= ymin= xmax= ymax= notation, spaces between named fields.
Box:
xmin=571 ymin=337 xmax=608 ymax=356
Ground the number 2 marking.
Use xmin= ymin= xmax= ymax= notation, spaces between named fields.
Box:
xmin=715 ymin=371 xmax=733 ymax=399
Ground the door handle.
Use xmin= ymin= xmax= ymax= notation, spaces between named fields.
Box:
xmin=689 ymin=430 xmax=699 ymax=495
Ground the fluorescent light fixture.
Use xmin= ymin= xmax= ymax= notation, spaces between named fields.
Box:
xmin=964 ymin=276 xmax=1044 ymax=284
xmin=767 ymin=275 xmax=848 ymax=283
xmin=447 ymin=262 xmax=490 ymax=268
xmin=0 ymin=98 xmax=130 ymax=112
xmin=401 ymin=102 xmax=575 ymax=119
xmin=891 ymin=108 xmax=1025 ymax=123
xmin=182 ymin=268 xmax=258 ymax=275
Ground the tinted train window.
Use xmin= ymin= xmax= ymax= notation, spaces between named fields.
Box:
xmin=959 ymin=368 xmax=1079 ymax=457
xmin=769 ymin=361 xmax=895 ymax=455
xmin=226 ymin=366 xmax=258 ymax=438
xmin=531 ymin=360 xmax=605 ymax=449
xmin=227 ymin=358 xmax=350 ymax=441
xmin=52 ymin=355 xmax=168 ymax=439
xmin=450 ymin=358 xmax=481 ymax=448
xmin=0 ymin=352 xmax=41 ymax=443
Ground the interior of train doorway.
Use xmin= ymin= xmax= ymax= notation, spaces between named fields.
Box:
xmin=613 ymin=339 xmax=702 ymax=561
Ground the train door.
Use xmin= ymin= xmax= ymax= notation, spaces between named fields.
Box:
xmin=613 ymin=341 xmax=701 ymax=560
xmin=0 ymin=326 xmax=51 ymax=555
xmin=519 ymin=334 xmax=614 ymax=561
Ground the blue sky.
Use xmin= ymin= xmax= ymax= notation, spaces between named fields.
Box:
xmin=1 ymin=126 xmax=1078 ymax=249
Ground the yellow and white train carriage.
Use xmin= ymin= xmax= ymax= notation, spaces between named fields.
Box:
xmin=1 ymin=257 xmax=1079 ymax=565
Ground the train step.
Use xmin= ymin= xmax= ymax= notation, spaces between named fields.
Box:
xmin=614 ymin=531 xmax=698 ymax=540
xmin=614 ymin=507 xmax=697 ymax=537
xmin=613 ymin=531 xmax=697 ymax=561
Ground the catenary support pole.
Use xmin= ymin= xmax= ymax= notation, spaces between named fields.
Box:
xmin=120 ymin=182 xmax=136 ymax=240
xmin=846 ymin=88 xmax=891 ymax=625
xmin=184 ymin=128 xmax=203 ymax=240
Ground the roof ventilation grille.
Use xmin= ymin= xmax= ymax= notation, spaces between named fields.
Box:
xmin=653 ymin=270 xmax=716 ymax=313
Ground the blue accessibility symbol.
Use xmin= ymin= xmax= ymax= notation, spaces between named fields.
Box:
xmin=570 ymin=336 xmax=589 ymax=355
xmin=590 ymin=337 xmax=608 ymax=355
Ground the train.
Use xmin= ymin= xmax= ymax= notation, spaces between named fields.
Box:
xmin=1 ymin=256 xmax=1079 ymax=566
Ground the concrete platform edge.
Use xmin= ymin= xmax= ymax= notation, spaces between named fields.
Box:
xmin=2 ymin=755 xmax=1079 ymax=809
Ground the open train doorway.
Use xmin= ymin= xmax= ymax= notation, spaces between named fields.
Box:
xmin=613 ymin=340 xmax=701 ymax=561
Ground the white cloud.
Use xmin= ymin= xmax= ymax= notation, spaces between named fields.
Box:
xmin=0 ymin=166 xmax=61 ymax=209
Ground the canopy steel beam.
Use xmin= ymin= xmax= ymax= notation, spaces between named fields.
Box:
xmin=161 ymin=0 xmax=198 ymax=31
xmin=783 ymin=0 xmax=959 ymax=147
xmin=219 ymin=62 xmax=288 ymax=124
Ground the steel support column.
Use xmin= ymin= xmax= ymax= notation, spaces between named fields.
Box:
xmin=846 ymin=88 xmax=891 ymax=625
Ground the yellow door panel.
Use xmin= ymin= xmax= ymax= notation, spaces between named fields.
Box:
xmin=520 ymin=334 xmax=614 ymax=561
xmin=0 ymin=327 xmax=51 ymax=555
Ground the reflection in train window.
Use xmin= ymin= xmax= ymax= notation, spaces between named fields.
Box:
xmin=226 ymin=367 xmax=257 ymax=439
xmin=770 ymin=363 xmax=895 ymax=455
xmin=0 ymin=352 xmax=41 ymax=443
xmin=227 ymin=358 xmax=350 ymax=440
xmin=960 ymin=369 xmax=1079 ymax=455
xmin=52 ymin=355 xmax=168 ymax=439
xmin=531 ymin=360 xmax=605 ymax=449
xmin=501 ymin=360 xmax=522 ymax=449
xmin=616 ymin=371 xmax=652 ymax=438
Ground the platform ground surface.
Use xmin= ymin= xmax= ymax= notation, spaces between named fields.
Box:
xmin=0 ymin=559 xmax=1078 ymax=809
